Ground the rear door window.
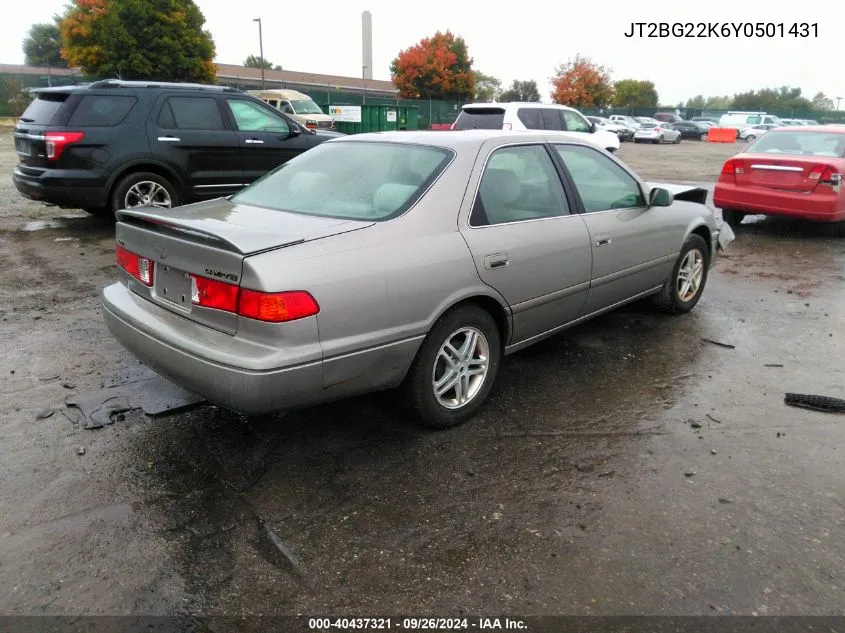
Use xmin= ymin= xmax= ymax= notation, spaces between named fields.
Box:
xmin=157 ymin=96 xmax=225 ymax=130
xmin=18 ymin=93 xmax=70 ymax=124
xmin=453 ymin=108 xmax=506 ymax=130
xmin=68 ymin=95 xmax=137 ymax=126
xmin=541 ymin=109 xmax=564 ymax=131
xmin=516 ymin=108 xmax=543 ymax=130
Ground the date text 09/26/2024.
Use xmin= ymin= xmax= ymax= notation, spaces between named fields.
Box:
xmin=624 ymin=22 xmax=818 ymax=38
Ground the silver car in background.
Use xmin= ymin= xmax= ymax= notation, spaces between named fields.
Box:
xmin=634 ymin=122 xmax=683 ymax=144
xmin=102 ymin=130 xmax=732 ymax=428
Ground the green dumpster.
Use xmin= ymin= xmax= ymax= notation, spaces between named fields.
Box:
xmin=320 ymin=104 xmax=420 ymax=134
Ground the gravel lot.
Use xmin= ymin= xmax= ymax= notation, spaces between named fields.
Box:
xmin=1 ymin=132 xmax=844 ymax=618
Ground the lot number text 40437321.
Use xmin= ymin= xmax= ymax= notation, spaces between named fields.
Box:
xmin=623 ymin=22 xmax=818 ymax=38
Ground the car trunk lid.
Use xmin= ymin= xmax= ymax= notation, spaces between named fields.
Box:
xmin=732 ymin=153 xmax=836 ymax=192
xmin=115 ymin=199 xmax=374 ymax=334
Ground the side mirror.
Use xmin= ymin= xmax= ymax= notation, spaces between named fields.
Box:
xmin=649 ymin=187 xmax=674 ymax=207
xmin=589 ymin=122 xmax=597 ymax=133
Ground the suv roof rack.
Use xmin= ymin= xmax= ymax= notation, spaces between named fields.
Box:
xmin=86 ymin=79 xmax=241 ymax=92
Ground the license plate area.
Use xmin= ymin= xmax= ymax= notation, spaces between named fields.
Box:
xmin=15 ymin=138 xmax=31 ymax=157
xmin=155 ymin=265 xmax=192 ymax=309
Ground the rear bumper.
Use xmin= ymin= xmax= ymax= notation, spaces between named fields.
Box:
xmin=714 ymin=181 xmax=845 ymax=222
xmin=13 ymin=165 xmax=110 ymax=209
xmin=101 ymin=283 xmax=323 ymax=415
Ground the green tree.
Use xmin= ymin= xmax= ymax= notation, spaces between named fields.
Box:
xmin=23 ymin=21 xmax=67 ymax=67
xmin=244 ymin=54 xmax=281 ymax=71
xmin=685 ymin=95 xmax=706 ymax=109
xmin=473 ymin=71 xmax=500 ymax=101
xmin=731 ymin=86 xmax=811 ymax=112
xmin=60 ymin=0 xmax=216 ymax=83
xmin=1 ymin=77 xmax=33 ymax=116
xmin=811 ymin=91 xmax=834 ymax=111
xmin=498 ymin=79 xmax=540 ymax=102
xmin=705 ymin=95 xmax=732 ymax=109
xmin=612 ymin=79 xmax=658 ymax=108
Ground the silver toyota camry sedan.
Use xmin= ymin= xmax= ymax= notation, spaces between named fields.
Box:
xmin=102 ymin=130 xmax=734 ymax=428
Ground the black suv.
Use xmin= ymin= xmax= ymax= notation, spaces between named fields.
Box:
xmin=13 ymin=80 xmax=342 ymax=216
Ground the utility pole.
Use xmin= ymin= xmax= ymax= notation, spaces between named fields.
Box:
xmin=837 ymin=97 xmax=842 ymax=112
xmin=253 ymin=17 xmax=265 ymax=89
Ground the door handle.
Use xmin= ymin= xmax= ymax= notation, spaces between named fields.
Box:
xmin=245 ymin=139 xmax=264 ymax=144
xmin=157 ymin=136 xmax=180 ymax=142
xmin=484 ymin=253 xmax=509 ymax=270
xmin=595 ymin=234 xmax=612 ymax=247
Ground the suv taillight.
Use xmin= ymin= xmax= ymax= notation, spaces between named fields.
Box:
xmin=45 ymin=131 xmax=84 ymax=160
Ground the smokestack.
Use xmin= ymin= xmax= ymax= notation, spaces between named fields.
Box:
xmin=361 ymin=11 xmax=373 ymax=80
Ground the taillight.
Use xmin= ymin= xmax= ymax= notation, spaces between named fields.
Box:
xmin=188 ymin=274 xmax=319 ymax=323
xmin=721 ymin=159 xmax=745 ymax=175
xmin=238 ymin=289 xmax=320 ymax=323
xmin=45 ymin=131 xmax=84 ymax=160
xmin=115 ymin=245 xmax=153 ymax=286
xmin=191 ymin=275 xmax=238 ymax=312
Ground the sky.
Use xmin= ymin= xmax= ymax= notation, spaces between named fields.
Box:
xmin=2 ymin=0 xmax=843 ymax=108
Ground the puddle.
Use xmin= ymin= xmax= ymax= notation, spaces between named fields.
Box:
xmin=21 ymin=220 xmax=68 ymax=231
xmin=54 ymin=237 xmax=78 ymax=242
xmin=20 ymin=213 xmax=89 ymax=232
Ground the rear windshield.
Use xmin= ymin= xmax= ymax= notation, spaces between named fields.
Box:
xmin=19 ymin=92 xmax=70 ymax=124
xmin=69 ymin=95 xmax=137 ymax=126
xmin=639 ymin=123 xmax=657 ymax=128
xmin=231 ymin=141 xmax=454 ymax=221
xmin=453 ymin=108 xmax=505 ymax=130
xmin=747 ymin=131 xmax=845 ymax=157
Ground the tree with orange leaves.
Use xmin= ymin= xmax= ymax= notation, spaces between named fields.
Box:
xmin=550 ymin=55 xmax=613 ymax=109
xmin=390 ymin=31 xmax=475 ymax=101
xmin=59 ymin=0 xmax=216 ymax=83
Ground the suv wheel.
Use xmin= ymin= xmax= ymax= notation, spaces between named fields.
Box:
xmin=745 ymin=134 xmax=756 ymax=142
xmin=112 ymin=172 xmax=179 ymax=216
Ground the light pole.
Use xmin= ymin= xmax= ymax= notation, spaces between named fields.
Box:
xmin=837 ymin=97 xmax=842 ymax=112
xmin=253 ymin=17 xmax=265 ymax=89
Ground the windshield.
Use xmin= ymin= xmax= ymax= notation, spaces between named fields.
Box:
xmin=291 ymin=99 xmax=324 ymax=115
xmin=231 ymin=141 xmax=454 ymax=221
xmin=746 ymin=131 xmax=845 ymax=157
xmin=639 ymin=123 xmax=657 ymax=129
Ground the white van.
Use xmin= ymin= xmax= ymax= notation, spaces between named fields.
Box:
xmin=248 ymin=89 xmax=335 ymax=130
xmin=718 ymin=111 xmax=781 ymax=129
xmin=452 ymin=102 xmax=620 ymax=153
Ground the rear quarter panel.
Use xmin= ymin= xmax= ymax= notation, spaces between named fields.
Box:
xmin=240 ymin=154 xmax=508 ymax=395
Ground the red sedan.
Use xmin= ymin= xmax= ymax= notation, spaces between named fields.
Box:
xmin=714 ymin=126 xmax=845 ymax=233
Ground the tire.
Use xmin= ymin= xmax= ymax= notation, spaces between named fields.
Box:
xmin=403 ymin=304 xmax=502 ymax=429
xmin=674 ymin=136 xmax=682 ymax=144
xmin=111 ymin=171 xmax=180 ymax=217
xmin=652 ymin=234 xmax=710 ymax=315
xmin=721 ymin=209 xmax=745 ymax=227
xmin=82 ymin=207 xmax=110 ymax=218
xmin=654 ymin=136 xmax=663 ymax=144
xmin=607 ymin=147 xmax=616 ymax=153
xmin=745 ymin=134 xmax=756 ymax=142
xmin=699 ymin=133 xmax=708 ymax=141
